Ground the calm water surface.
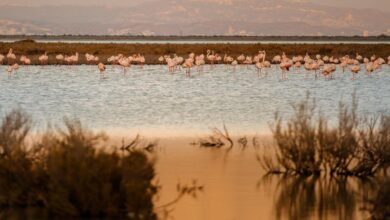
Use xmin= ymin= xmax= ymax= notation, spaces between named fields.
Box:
xmin=1 ymin=64 xmax=389 ymax=219
xmin=0 ymin=64 xmax=389 ymax=136
xmin=156 ymin=139 xmax=375 ymax=220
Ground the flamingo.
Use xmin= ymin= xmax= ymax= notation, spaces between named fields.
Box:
xmin=294 ymin=61 xmax=302 ymax=69
xmin=322 ymin=64 xmax=336 ymax=80
xmin=237 ymin=54 xmax=245 ymax=66
xmin=24 ymin=58 xmax=31 ymax=65
xmin=195 ymin=55 xmax=205 ymax=73
xmin=243 ymin=56 xmax=252 ymax=69
xmin=255 ymin=62 xmax=263 ymax=77
xmin=183 ymin=58 xmax=194 ymax=77
xmin=304 ymin=53 xmax=311 ymax=63
xmin=172 ymin=54 xmax=184 ymax=71
xmin=340 ymin=61 xmax=348 ymax=73
xmin=56 ymin=54 xmax=64 ymax=65
xmin=166 ymin=57 xmax=176 ymax=73
xmin=365 ymin=62 xmax=374 ymax=75
xmin=322 ymin=56 xmax=329 ymax=63
xmin=254 ymin=50 xmax=269 ymax=77
xmin=279 ymin=60 xmax=292 ymax=80
xmin=350 ymin=65 xmax=360 ymax=80
xmin=119 ymin=57 xmax=130 ymax=75
xmin=20 ymin=55 xmax=31 ymax=66
xmin=158 ymin=56 xmax=165 ymax=65
xmin=231 ymin=60 xmax=238 ymax=71
xmin=223 ymin=54 xmax=234 ymax=67
xmin=98 ymin=62 xmax=106 ymax=77
xmin=356 ymin=53 xmax=363 ymax=62
xmin=69 ymin=52 xmax=79 ymax=65
xmin=311 ymin=61 xmax=320 ymax=78
xmin=272 ymin=55 xmax=281 ymax=64
xmin=85 ymin=53 xmax=98 ymax=65
xmin=133 ymin=54 xmax=145 ymax=69
xmin=12 ymin=63 xmax=19 ymax=74
xmin=20 ymin=55 xmax=27 ymax=64
xmin=6 ymin=65 xmax=13 ymax=76
xmin=39 ymin=52 xmax=49 ymax=66
xmin=207 ymin=50 xmax=216 ymax=68
xmin=7 ymin=49 xmax=16 ymax=65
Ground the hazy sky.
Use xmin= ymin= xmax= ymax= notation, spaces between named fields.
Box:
xmin=0 ymin=0 xmax=389 ymax=12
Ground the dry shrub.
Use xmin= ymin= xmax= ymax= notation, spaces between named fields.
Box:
xmin=261 ymin=92 xmax=390 ymax=177
xmin=0 ymin=110 xmax=157 ymax=219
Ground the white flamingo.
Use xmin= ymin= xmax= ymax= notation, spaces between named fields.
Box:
xmin=39 ymin=52 xmax=49 ymax=66
xmin=56 ymin=54 xmax=64 ymax=65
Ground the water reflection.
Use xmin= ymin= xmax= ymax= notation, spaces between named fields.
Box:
xmin=259 ymin=175 xmax=379 ymax=220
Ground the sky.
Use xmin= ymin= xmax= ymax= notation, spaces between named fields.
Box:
xmin=0 ymin=0 xmax=389 ymax=35
xmin=0 ymin=0 xmax=389 ymax=12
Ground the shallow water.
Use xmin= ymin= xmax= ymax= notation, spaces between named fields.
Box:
xmin=0 ymin=64 xmax=389 ymax=136
xmin=155 ymin=137 xmax=375 ymax=220
xmin=1 ymin=64 xmax=389 ymax=219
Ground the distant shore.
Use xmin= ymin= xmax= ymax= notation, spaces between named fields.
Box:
xmin=1 ymin=35 xmax=390 ymax=42
xmin=1 ymin=40 xmax=389 ymax=65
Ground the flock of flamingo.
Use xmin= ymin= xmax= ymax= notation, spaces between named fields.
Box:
xmin=1 ymin=48 xmax=390 ymax=80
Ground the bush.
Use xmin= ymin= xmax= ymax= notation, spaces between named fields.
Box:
xmin=260 ymin=93 xmax=390 ymax=177
xmin=0 ymin=111 xmax=157 ymax=219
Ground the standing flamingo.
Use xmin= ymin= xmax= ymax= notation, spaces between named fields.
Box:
xmin=39 ymin=52 xmax=49 ymax=66
xmin=56 ymin=54 xmax=64 ymax=65
xmin=6 ymin=65 xmax=13 ymax=77
xmin=98 ymin=62 xmax=106 ymax=77
xmin=119 ymin=58 xmax=130 ymax=75
xmin=231 ymin=60 xmax=238 ymax=71
xmin=166 ymin=57 xmax=176 ymax=73
xmin=279 ymin=60 xmax=292 ymax=80
xmin=183 ymin=58 xmax=194 ymax=77
xmin=322 ymin=64 xmax=336 ymax=80
xmin=7 ymin=49 xmax=16 ymax=65
xmin=350 ymin=65 xmax=360 ymax=80
xmin=207 ymin=50 xmax=216 ymax=68
xmin=12 ymin=63 xmax=19 ymax=74
xmin=365 ymin=62 xmax=374 ymax=75
xmin=158 ymin=56 xmax=165 ymax=65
